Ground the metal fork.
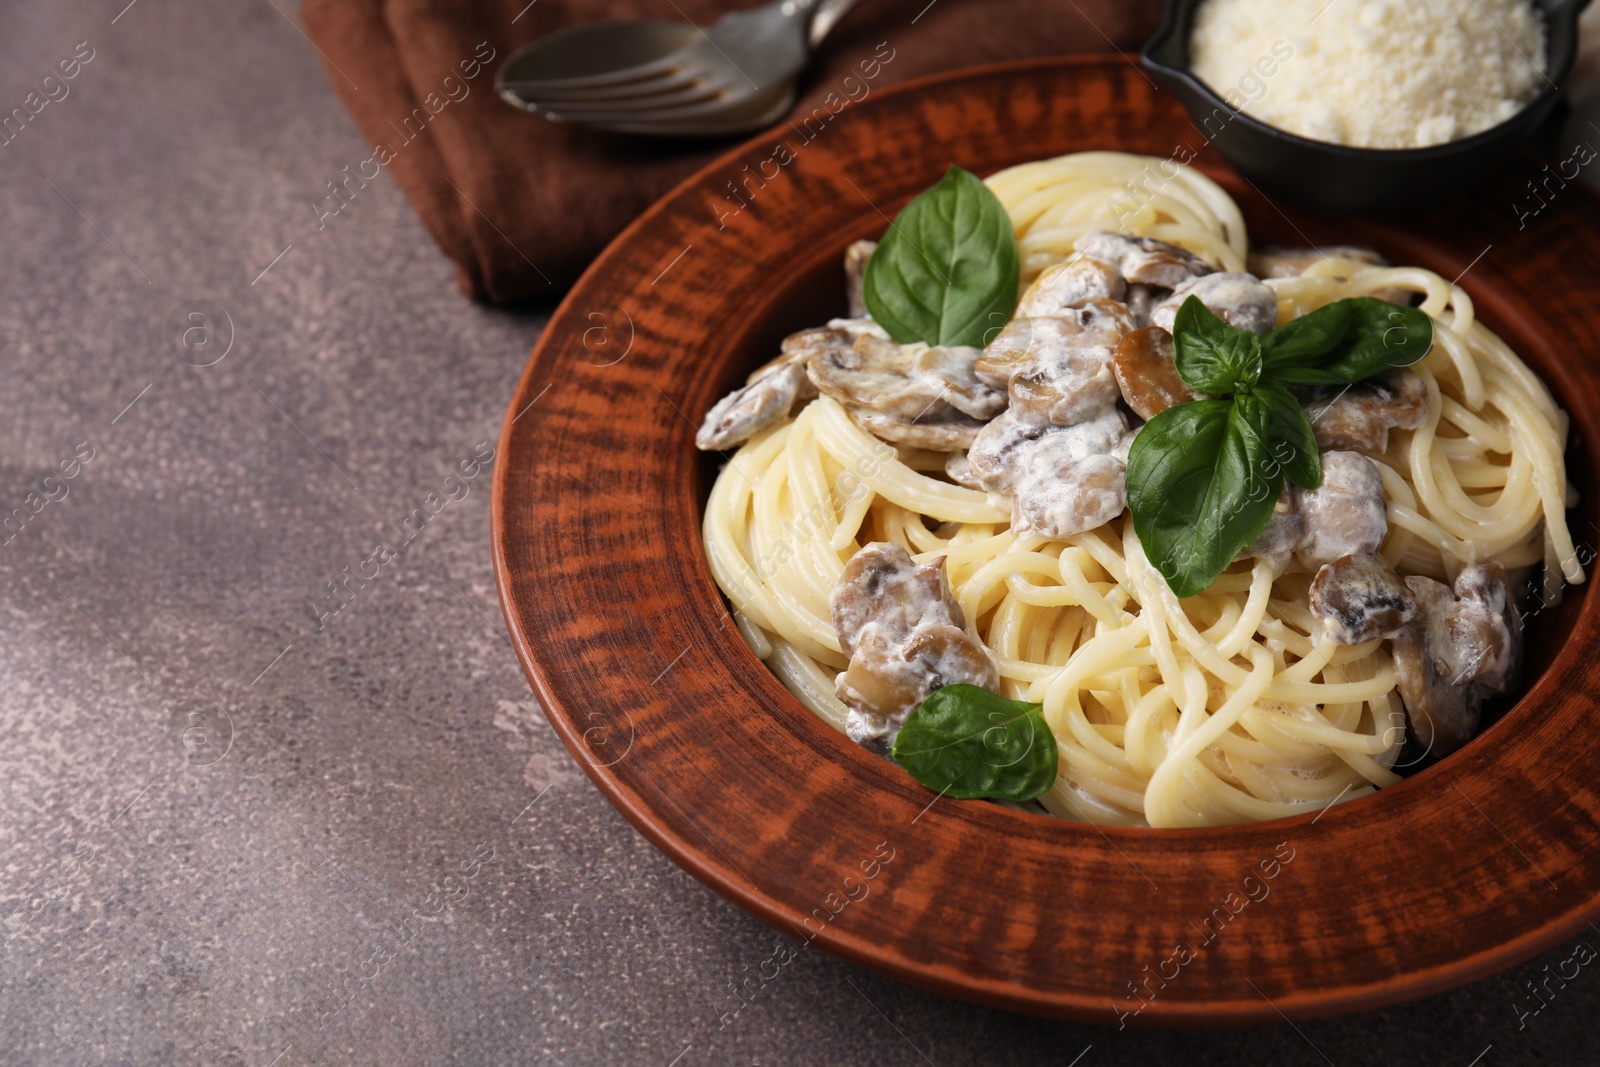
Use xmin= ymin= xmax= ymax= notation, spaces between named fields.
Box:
xmin=496 ymin=0 xmax=863 ymax=137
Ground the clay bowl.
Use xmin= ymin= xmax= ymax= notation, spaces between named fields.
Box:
xmin=492 ymin=56 xmax=1600 ymax=1024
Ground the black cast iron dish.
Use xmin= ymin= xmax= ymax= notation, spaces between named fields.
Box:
xmin=1142 ymin=0 xmax=1593 ymax=216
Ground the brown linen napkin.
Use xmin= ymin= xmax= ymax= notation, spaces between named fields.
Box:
xmin=300 ymin=0 xmax=1165 ymax=303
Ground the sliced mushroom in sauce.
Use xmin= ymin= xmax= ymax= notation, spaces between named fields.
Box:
xmin=1007 ymin=348 xmax=1123 ymax=427
xmin=697 ymin=317 xmax=903 ymax=451
xmin=1241 ymin=498 xmax=1303 ymax=572
xmin=1392 ymin=563 xmax=1522 ymax=757
xmin=830 ymin=542 xmax=998 ymax=747
xmin=966 ymin=409 xmax=1053 ymax=493
xmin=1308 ymin=554 xmax=1417 ymax=644
xmin=1074 ymin=231 xmax=1216 ymax=289
xmin=977 ymin=300 xmax=1135 ymax=388
xmin=1112 ymin=326 xmax=1204 ymax=421
xmin=846 ymin=404 xmax=991 ymax=452
xmin=782 ymin=316 xmax=888 ymax=356
xmin=975 ymin=300 xmax=1134 ymax=430
xmin=1012 ymin=449 xmax=1130 ymax=541
xmin=807 ymin=333 xmax=1005 ymax=423
xmin=1450 ymin=565 xmax=1522 ymax=694
xmin=1294 ymin=451 xmax=1388 ymax=568
xmin=1299 ymin=369 xmax=1429 ymax=455
xmin=1121 ymin=284 xmax=1159 ymax=328
xmin=943 ymin=451 xmax=984 ymax=490
xmin=696 ymin=354 xmax=814 ymax=451
xmin=844 ymin=239 xmax=876 ymax=319
xmin=966 ymin=409 xmax=1132 ymax=539
xmin=1236 ymin=451 xmax=1388 ymax=571
xmin=1016 ymin=254 xmax=1127 ymax=317
xmin=1149 ymin=272 xmax=1280 ymax=337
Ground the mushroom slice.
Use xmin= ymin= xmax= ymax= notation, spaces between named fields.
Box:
xmin=844 ymin=239 xmax=876 ymax=319
xmin=781 ymin=316 xmax=888 ymax=359
xmin=845 ymin=404 xmax=989 ymax=452
xmin=832 ymin=542 xmax=945 ymax=656
xmin=968 ymin=407 xmax=1127 ymax=487
xmin=1008 ymin=347 xmax=1121 ymax=428
xmin=1150 ymin=272 xmax=1280 ymax=337
xmin=976 ymin=301 xmax=1134 ymax=430
xmin=1393 ymin=577 xmax=1475 ymax=755
xmin=943 ymin=452 xmax=984 ymax=490
xmin=807 ymin=333 xmax=1005 ymax=423
xmin=1013 ymin=450 xmax=1128 ymax=541
xmin=1121 ymin=284 xmax=1159 ymax=328
xmin=1112 ymin=326 xmax=1204 ymax=421
xmin=1393 ymin=563 xmax=1521 ymax=756
xmin=1450 ymin=563 xmax=1522 ymax=694
xmin=977 ymin=301 xmax=1136 ymax=390
xmin=830 ymin=543 xmax=998 ymax=747
xmin=1075 ymin=231 xmax=1216 ymax=288
xmin=1016 ymin=255 xmax=1126 ymax=317
xmin=967 ymin=409 xmax=1131 ymax=538
xmin=1239 ymin=451 xmax=1392 ymax=571
xmin=1300 ymin=369 xmax=1429 ymax=455
xmin=966 ymin=409 xmax=1053 ymax=492
xmin=1308 ymin=554 xmax=1417 ymax=644
xmin=1240 ymin=497 xmax=1303 ymax=571
xmin=698 ymin=318 xmax=888 ymax=449
xmin=696 ymin=355 xmax=811 ymax=451
xmin=1295 ymin=451 xmax=1388 ymax=569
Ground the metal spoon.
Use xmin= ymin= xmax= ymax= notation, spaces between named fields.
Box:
xmin=496 ymin=0 xmax=862 ymax=137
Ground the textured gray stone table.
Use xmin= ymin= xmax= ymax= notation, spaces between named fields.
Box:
xmin=1 ymin=2 xmax=1595 ymax=1064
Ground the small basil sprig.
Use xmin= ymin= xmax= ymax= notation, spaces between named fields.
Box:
xmin=1127 ymin=295 xmax=1432 ymax=598
xmin=891 ymin=684 xmax=1058 ymax=800
xmin=863 ymin=167 xmax=1019 ymax=349
xmin=1259 ymin=296 xmax=1434 ymax=384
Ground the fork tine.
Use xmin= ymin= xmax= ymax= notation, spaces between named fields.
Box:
xmin=508 ymin=70 xmax=702 ymax=105
xmin=594 ymin=93 xmax=793 ymax=137
xmin=522 ymin=81 xmax=735 ymax=115
xmin=536 ymin=90 xmax=769 ymax=126
xmin=500 ymin=66 xmax=684 ymax=100
xmin=501 ymin=41 xmax=713 ymax=92
xmin=531 ymin=93 xmax=726 ymax=121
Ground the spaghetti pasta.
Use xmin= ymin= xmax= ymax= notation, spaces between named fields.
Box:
xmin=701 ymin=152 xmax=1581 ymax=828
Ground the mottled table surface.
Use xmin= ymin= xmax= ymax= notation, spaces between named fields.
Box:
xmin=1 ymin=2 xmax=1595 ymax=1064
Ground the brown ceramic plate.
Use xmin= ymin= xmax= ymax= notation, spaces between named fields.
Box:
xmin=492 ymin=57 xmax=1600 ymax=1025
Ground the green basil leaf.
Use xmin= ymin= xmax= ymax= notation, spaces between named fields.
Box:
xmin=1260 ymin=298 xmax=1433 ymax=386
xmin=1253 ymin=383 xmax=1322 ymax=490
xmin=1131 ymin=294 xmax=1431 ymax=597
xmin=1126 ymin=397 xmax=1282 ymax=598
xmin=1312 ymin=299 xmax=1433 ymax=380
xmin=1256 ymin=298 xmax=1353 ymax=369
xmin=1173 ymin=296 xmax=1262 ymax=392
xmin=891 ymin=684 xmax=1058 ymax=801
xmin=862 ymin=167 xmax=1020 ymax=349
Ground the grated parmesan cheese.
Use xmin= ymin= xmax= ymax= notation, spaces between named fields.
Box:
xmin=1189 ymin=0 xmax=1548 ymax=148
